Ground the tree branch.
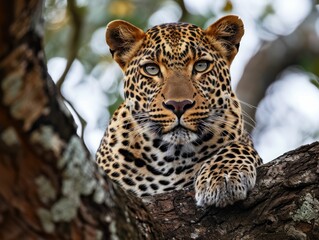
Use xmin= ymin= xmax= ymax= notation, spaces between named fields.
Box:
xmin=56 ymin=0 xmax=83 ymax=91
xmin=145 ymin=142 xmax=319 ymax=239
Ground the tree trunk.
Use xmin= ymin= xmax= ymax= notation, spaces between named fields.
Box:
xmin=1 ymin=1 xmax=318 ymax=239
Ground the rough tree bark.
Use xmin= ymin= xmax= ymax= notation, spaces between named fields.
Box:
xmin=145 ymin=142 xmax=319 ymax=239
xmin=0 ymin=1 xmax=318 ymax=239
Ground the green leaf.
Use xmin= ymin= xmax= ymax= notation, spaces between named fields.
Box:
xmin=310 ymin=78 xmax=319 ymax=90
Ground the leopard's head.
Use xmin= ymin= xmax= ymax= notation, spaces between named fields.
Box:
xmin=106 ymin=15 xmax=244 ymax=145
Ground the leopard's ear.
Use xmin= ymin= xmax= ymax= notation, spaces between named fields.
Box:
xmin=205 ymin=15 xmax=244 ymax=65
xmin=106 ymin=20 xmax=145 ymax=69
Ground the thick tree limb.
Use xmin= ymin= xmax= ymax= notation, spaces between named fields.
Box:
xmin=145 ymin=142 xmax=319 ymax=239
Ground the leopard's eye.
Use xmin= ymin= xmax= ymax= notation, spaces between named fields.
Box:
xmin=143 ymin=63 xmax=160 ymax=76
xmin=194 ymin=61 xmax=210 ymax=73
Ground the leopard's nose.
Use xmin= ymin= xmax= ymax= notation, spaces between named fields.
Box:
xmin=163 ymin=100 xmax=195 ymax=118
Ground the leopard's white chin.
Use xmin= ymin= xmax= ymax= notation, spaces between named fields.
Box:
xmin=162 ymin=128 xmax=198 ymax=144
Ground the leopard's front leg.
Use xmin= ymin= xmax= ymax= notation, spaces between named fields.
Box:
xmin=195 ymin=142 xmax=262 ymax=207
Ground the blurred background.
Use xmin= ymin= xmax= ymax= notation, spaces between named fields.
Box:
xmin=45 ymin=0 xmax=319 ymax=163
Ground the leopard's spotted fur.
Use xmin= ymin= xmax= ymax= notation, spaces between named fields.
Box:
xmin=96 ymin=15 xmax=262 ymax=207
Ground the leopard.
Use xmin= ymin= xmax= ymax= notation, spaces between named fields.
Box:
xmin=96 ymin=15 xmax=262 ymax=207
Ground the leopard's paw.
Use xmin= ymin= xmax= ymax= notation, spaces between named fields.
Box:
xmin=195 ymin=162 xmax=256 ymax=207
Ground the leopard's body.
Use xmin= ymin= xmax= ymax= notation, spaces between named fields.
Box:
xmin=96 ymin=15 xmax=262 ymax=207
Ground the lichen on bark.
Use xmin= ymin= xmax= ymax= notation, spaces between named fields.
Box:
xmin=291 ymin=192 xmax=319 ymax=224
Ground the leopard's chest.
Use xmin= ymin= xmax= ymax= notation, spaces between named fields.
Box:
xmin=111 ymin=129 xmax=217 ymax=196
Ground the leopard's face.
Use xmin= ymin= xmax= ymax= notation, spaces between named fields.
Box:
xmin=112 ymin=20 xmax=243 ymax=145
